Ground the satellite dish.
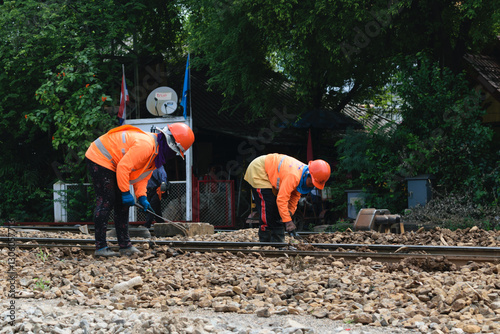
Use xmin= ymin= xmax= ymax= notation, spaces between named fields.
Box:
xmin=146 ymin=87 xmax=178 ymax=116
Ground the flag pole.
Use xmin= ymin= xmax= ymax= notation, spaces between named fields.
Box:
xmin=185 ymin=53 xmax=193 ymax=222
xmin=122 ymin=64 xmax=124 ymax=124
xmin=121 ymin=64 xmax=125 ymax=123
xmin=118 ymin=64 xmax=129 ymax=125
xmin=122 ymin=64 xmax=126 ymax=122
xmin=188 ymin=53 xmax=192 ymax=130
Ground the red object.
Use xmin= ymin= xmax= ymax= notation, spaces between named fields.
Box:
xmin=192 ymin=173 xmax=200 ymax=222
xmin=307 ymin=128 xmax=313 ymax=162
xmin=117 ymin=67 xmax=129 ymax=124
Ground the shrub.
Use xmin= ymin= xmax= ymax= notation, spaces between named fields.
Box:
xmin=402 ymin=189 xmax=500 ymax=230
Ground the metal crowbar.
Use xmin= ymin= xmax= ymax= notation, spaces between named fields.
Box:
xmin=135 ymin=203 xmax=188 ymax=236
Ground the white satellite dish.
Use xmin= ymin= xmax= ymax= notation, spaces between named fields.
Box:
xmin=146 ymin=87 xmax=178 ymax=116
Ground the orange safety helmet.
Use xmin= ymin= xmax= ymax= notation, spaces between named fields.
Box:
xmin=157 ymin=123 xmax=195 ymax=159
xmin=308 ymin=159 xmax=331 ymax=189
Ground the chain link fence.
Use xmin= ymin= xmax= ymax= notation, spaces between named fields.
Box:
xmin=195 ymin=180 xmax=235 ymax=228
xmin=54 ymin=180 xmax=235 ymax=228
xmin=135 ymin=181 xmax=187 ymax=222
xmin=53 ymin=182 xmax=94 ymax=222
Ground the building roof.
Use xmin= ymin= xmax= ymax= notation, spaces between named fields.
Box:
xmin=341 ymin=104 xmax=396 ymax=129
xmin=188 ymin=71 xmax=393 ymax=141
xmin=463 ymin=53 xmax=500 ymax=100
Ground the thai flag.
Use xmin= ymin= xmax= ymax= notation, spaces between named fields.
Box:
xmin=118 ymin=66 xmax=129 ymax=125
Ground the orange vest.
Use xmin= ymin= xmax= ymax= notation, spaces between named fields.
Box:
xmin=264 ymin=154 xmax=305 ymax=222
xmin=85 ymin=125 xmax=158 ymax=198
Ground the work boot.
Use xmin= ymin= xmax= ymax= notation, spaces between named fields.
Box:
xmin=94 ymin=247 xmax=119 ymax=257
xmin=119 ymin=246 xmax=143 ymax=256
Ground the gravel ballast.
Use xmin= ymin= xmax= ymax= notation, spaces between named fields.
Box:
xmin=1 ymin=227 xmax=499 ymax=334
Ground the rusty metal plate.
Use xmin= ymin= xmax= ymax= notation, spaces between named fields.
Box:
xmin=353 ymin=208 xmax=378 ymax=231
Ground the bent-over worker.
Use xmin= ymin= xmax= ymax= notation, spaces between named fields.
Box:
xmin=85 ymin=123 xmax=194 ymax=257
xmin=244 ymin=153 xmax=331 ymax=242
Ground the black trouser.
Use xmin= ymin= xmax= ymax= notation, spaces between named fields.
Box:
xmin=145 ymin=187 xmax=164 ymax=228
xmin=251 ymin=188 xmax=285 ymax=242
xmin=86 ymin=159 xmax=132 ymax=250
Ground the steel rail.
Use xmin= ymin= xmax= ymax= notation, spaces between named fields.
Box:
xmin=2 ymin=236 xmax=499 ymax=255
xmin=7 ymin=225 xmax=257 ymax=234
xmin=0 ymin=243 xmax=495 ymax=268
xmin=1 ymin=236 xmax=498 ymax=266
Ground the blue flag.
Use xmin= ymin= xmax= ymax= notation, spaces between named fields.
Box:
xmin=180 ymin=54 xmax=190 ymax=119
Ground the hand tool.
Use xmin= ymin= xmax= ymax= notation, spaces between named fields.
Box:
xmin=288 ymin=230 xmax=309 ymax=244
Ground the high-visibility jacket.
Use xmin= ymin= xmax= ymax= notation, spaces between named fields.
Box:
xmin=264 ymin=154 xmax=306 ymax=223
xmin=85 ymin=125 xmax=158 ymax=198
xmin=244 ymin=155 xmax=271 ymax=189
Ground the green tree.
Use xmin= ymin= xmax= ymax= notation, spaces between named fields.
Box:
xmin=334 ymin=54 xmax=499 ymax=213
xmin=389 ymin=0 xmax=500 ymax=72
xmin=28 ymin=51 xmax=115 ymax=179
xmin=393 ymin=54 xmax=498 ymax=202
xmin=0 ymin=0 xmax=185 ymax=221
xmin=183 ymin=0 xmax=399 ymax=117
xmin=182 ymin=0 xmax=500 ymax=118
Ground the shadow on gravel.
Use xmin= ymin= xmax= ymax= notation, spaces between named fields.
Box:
xmin=383 ymin=256 xmax=457 ymax=272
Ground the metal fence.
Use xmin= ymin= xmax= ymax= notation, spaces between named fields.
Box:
xmin=135 ymin=181 xmax=187 ymax=222
xmin=53 ymin=182 xmax=93 ymax=222
xmin=194 ymin=179 xmax=235 ymax=228
xmin=53 ymin=179 xmax=235 ymax=228
xmin=54 ymin=181 xmax=187 ymax=223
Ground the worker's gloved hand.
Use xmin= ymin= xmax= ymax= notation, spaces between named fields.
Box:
xmin=284 ymin=221 xmax=296 ymax=232
xmin=138 ymin=196 xmax=153 ymax=212
xmin=121 ymin=191 xmax=135 ymax=206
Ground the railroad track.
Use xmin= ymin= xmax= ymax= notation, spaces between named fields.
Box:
xmin=4 ymin=224 xmax=247 ymax=235
xmin=1 ymin=236 xmax=498 ymax=267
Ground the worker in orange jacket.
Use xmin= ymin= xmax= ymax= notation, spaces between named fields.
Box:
xmin=85 ymin=123 xmax=194 ymax=257
xmin=244 ymin=153 xmax=331 ymax=242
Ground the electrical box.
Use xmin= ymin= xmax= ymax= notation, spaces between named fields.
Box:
xmin=406 ymin=174 xmax=435 ymax=208
xmin=345 ymin=189 xmax=366 ymax=220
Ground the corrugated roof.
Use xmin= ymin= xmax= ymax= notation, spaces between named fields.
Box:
xmin=188 ymin=67 xmax=398 ymax=141
xmin=341 ymin=104 xmax=395 ymax=129
xmin=464 ymin=54 xmax=500 ymax=99
xmin=190 ymin=72 xmax=269 ymax=139
xmin=191 ymin=73 xmax=371 ymax=139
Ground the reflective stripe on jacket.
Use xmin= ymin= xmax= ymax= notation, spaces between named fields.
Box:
xmin=85 ymin=125 xmax=158 ymax=198
xmin=264 ymin=154 xmax=305 ymax=223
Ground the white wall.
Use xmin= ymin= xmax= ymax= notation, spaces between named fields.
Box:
xmin=126 ymin=117 xmax=193 ymax=221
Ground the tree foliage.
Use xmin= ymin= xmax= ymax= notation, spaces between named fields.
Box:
xmin=334 ymin=54 xmax=499 ymax=213
xmin=394 ymin=55 xmax=498 ymax=203
xmin=29 ymin=51 xmax=115 ymax=179
xmin=0 ymin=0 xmax=499 ymax=222
xmin=389 ymin=0 xmax=500 ymax=71
xmin=183 ymin=0 xmax=400 ymax=116
xmin=182 ymin=0 xmax=500 ymax=118
xmin=0 ymin=0 xmax=184 ymax=221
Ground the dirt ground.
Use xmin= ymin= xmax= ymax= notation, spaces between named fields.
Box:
xmin=1 ymin=227 xmax=500 ymax=333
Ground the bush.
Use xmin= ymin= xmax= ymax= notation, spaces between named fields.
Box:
xmin=402 ymin=189 xmax=500 ymax=231
xmin=334 ymin=53 xmax=500 ymax=216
